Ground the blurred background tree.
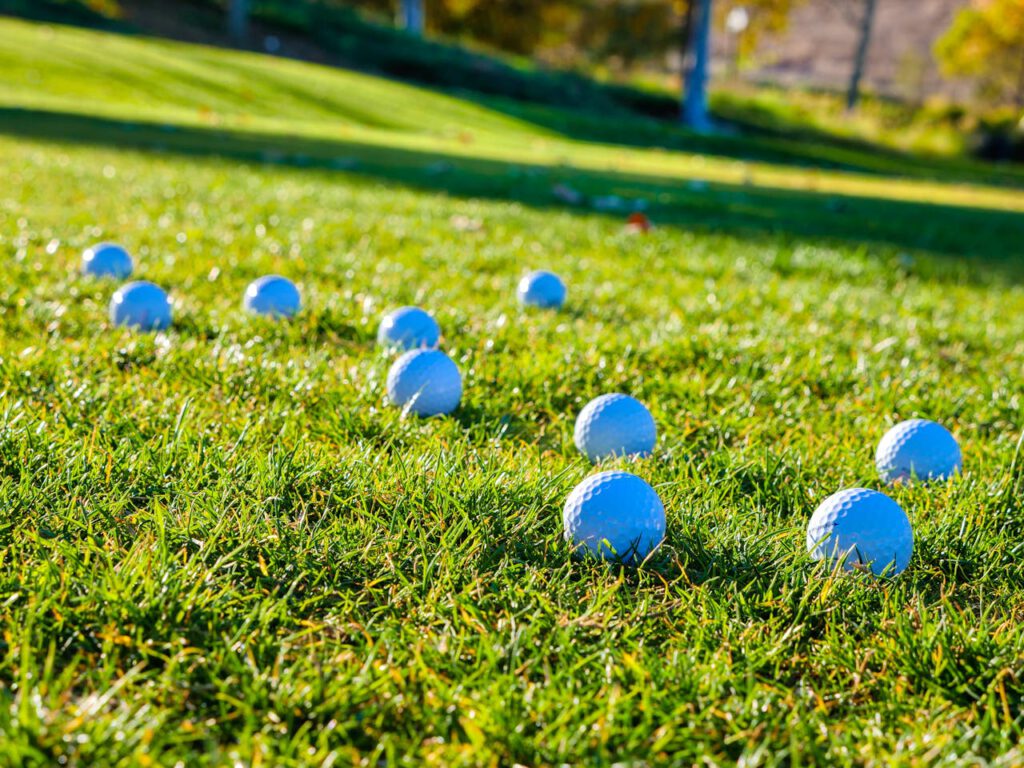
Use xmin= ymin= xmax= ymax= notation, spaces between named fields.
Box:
xmin=819 ymin=0 xmax=878 ymax=112
xmin=936 ymin=0 xmax=1024 ymax=109
xmin=845 ymin=0 xmax=877 ymax=111
xmin=430 ymin=0 xmax=578 ymax=55
xmin=571 ymin=1 xmax=681 ymax=72
xmin=337 ymin=0 xmax=803 ymax=70
xmin=717 ymin=0 xmax=805 ymax=63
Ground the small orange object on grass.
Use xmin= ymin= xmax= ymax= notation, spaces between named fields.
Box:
xmin=625 ymin=212 xmax=652 ymax=233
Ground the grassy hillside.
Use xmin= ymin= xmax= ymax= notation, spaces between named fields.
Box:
xmin=0 ymin=0 xmax=989 ymax=160
xmin=1 ymin=17 xmax=1023 ymax=194
xmin=2 ymin=18 xmax=1024 ymax=766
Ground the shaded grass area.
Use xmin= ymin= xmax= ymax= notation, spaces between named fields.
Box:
xmin=2 ymin=106 xmax=1023 ymax=280
xmin=0 ymin=0 xmax=126 ymax=28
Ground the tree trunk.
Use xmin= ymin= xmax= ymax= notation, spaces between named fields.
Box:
xmin=846 ymin=0 xmax=878 ymax=111
xmin=227 ymin=0 xmax=249 ymax=43
xmin=682 ymin=0 xmax=713 ymax=131
xmin=398 ymin=0 xmax=425 ymax=36
xmin=679 ymin=0 xmax=697 ymax=64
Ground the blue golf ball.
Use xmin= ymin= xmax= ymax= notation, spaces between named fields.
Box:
xmin=562 ymin=471 xmax=666 ymax=564
xmin=807 ymin=488 xmax=913 ymax=577
xmin=243 ymin=275 xmax=301 ymax=319
xmin=386 ymin=348 xmax=462 ymax=417
xmin=109 ymin=281 xmax=172 ymax=331
xmin=876 ymin=419 xmax=962 ymax=484
xmin=517 ymin=270 xmax=566 ymax=309
xmin=377 ymin=306 xmax=440 ymax=351
xmin=574 ymin=393 xmax=656 ymax=463
xmin=82 ymin=243 xmax=133 ymax=279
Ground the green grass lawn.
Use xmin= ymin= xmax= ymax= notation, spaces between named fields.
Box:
xmin=3 ymin=17 xmax=1024 ymax=766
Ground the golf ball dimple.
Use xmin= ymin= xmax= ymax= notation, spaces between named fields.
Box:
xmin=109 ymin=281 xmax=172 ymax=331
xmin=243 ymin=275 xmax=301 ymax=318
xmin=517 ymin=270 xmax=566 ymax=309
xmin=377 ymin=306 xmax=441 ymax=351
xmin=82 ymin=243 xmax=133 ymax=279
xmin=876 ymin=419 xmax=962 ymax=484
xmin=386 ymin=348 xmax=462 ymax=417
xmin=806 ymin=488 xmax=913 ymax=577
xmin=574 ymin=393 xmax=656 ymax=463
xmin=563 ymin=471 xmax=666 ymax=564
